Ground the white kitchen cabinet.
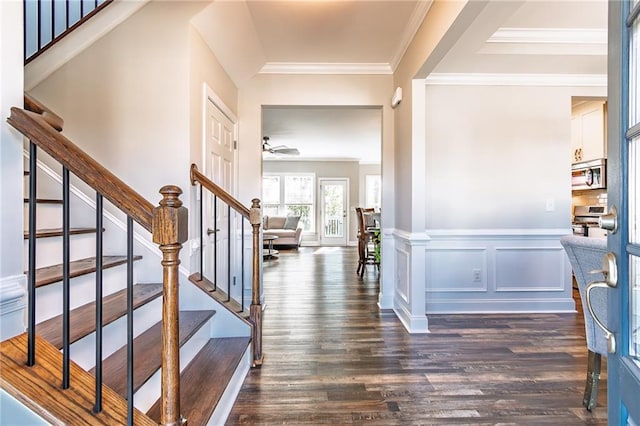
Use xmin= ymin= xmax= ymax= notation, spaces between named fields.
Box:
xmin=571 ymin=100 xmax=607 ymax=163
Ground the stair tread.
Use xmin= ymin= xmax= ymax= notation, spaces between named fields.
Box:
xmin=146 ymin=337 xmax=251 ymax=425
xmin=31 ymin=255 xmax=142 ymax=288
xmin=37 ymin=283 xmax=163 ymax=349
xmin=95 ymin=310 xmax=216 ymax=398
xmin=188 ymin=273 xmax=251 ymax=325
xmin=24 ymin=198 xmax=63 ymax=204
xmin=24 ymin=227 xmax=100 ymax=239
xmin=0 ymin=333 xmax=156 ymax=425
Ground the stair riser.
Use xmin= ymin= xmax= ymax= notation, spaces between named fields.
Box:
xmin=24 ymin=203 xmax=64 ymax=230
xmin=24 ymin=233 xmax=98 ymax=270
xmin=134 ymin=319 xmax=212 ymax=413
xmin=67 ymin=297 xmax=162 ymax=371
xmin=206 ymin=346 xmax=251 ymax=426
xmin=35 ymin=268 xmax=136 ymax=323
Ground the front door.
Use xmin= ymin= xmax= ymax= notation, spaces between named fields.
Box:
xmin=607 ymin=2 xmax=640 ymax=423
xmin=204 ymin=96 xmax=237 ymax=297
xmin=319 ymin=178 xmax=348 ymax=246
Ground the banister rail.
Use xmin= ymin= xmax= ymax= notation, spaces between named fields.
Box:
xmin=190 ymin=163 xmax=263 ymax=366
xmin=7 ymin=107 xmax=154 ymax=231
xmin=190 ymin=164 xmax=250 ymax=218
xmin=8 ymin=101 xmax=185 ymax=424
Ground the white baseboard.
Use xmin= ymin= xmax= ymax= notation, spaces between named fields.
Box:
xmin=0 ymin=274 xmax=26 ymax=340
xmin=427 ymin=297 xmax=576 ymax=314
xmin=393 ymin=301 xmax=429 ymax=334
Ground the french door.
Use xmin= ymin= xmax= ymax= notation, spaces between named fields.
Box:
xmin=607 ymin=1 xmax=640 ymax=423
xmin=319 ymin=178 xmax=348 ymax=246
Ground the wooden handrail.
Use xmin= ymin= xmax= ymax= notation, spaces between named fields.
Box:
xmin=190 ymin=164 xmax=250 ymax=218
xmin=190 ymin=163 xmax=263 ymax=366
xmin=7 ymin=107 xmax=154 ymax=231
xmin=24 ymin=93 xmax=64 ymax=132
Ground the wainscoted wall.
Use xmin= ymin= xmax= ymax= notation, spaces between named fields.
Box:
xmin=391 ymin=228 xmax=575 ymax=332
xmin=424 ymin=229 xmax=575 ymax=314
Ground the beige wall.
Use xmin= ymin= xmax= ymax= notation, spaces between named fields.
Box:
xmin=393 ymin=0 xmax=467 ymax=232
xmin=238 ymin=73 xmax=394 ymax=229
xmin=263 ymin=160 xmax=361 ymax=242
xmin=189 ymin=26 xmax=238 ymax=171
xmin=31 ymin=1 xmax=211 ymax=204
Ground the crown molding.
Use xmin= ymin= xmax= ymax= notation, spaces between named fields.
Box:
xmin=488 ymin=27 xmax=607 ymax=45
xmin=425 ymin=73 xmax=607 ymax=87
xmin=389 ymin=0 xmax=433 ymax=72
xmin=259 ymin=62 xmax=392 ymax=75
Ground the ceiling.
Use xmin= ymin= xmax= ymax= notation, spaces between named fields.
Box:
xmin=192 ymin=0 xmax=608 ymax=163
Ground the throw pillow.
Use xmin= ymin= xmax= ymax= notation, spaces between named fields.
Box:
xmin=283 ymin=216 xmax=300 ymax=230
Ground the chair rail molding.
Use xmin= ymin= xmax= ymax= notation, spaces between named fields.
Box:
xmin=0 ymin=274 xmax=27 ymax=340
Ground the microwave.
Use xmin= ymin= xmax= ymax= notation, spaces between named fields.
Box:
xmin=572 ymin=159 xmax=606 ymax=190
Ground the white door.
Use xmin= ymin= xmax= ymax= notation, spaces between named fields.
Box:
xmin=319 ymin=178 xmax=348 ymax=246
xmin=204 ymin=97 xmax=236 ymax=297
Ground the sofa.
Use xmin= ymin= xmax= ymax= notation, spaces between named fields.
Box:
xmin=263 ymin=215 xmax=303 ymax=248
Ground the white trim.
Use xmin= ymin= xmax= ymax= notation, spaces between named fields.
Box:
xmin=424 ymin=73 xmax=607 ymax=87
xmin=393 ymin=302 xmax=429 ymax=334
xmin=425 ymin=228 xmax=573 ymax=238
xmin=0 ymin=274 xmax=26 ymax=316
xmin=259 ymin=62 xmax=392 ymax=75
xmin=206 ymin=345 xmax=251 ymax=425
xmin=488 ymin=27 xmax=607 ymax=45
xmin=392 ymin=229 xmax=431 ymax=243
xmin=389 ymin=1 xmax=433 ymax=71
xmin=426 ymin=298 xmax=576 ymax=314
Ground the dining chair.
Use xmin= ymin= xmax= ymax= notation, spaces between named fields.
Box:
xmin=560 ymin=234 xmax=609 ymax=411
xmin=355 ymin=207 xmax=379 ymax=277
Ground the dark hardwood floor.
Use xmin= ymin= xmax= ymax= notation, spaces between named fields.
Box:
xmin=227 ymin=247 xmax=607 ymax=425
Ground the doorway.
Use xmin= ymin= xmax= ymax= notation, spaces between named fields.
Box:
xmin=319 ymin=178 xmax=348 ymax=246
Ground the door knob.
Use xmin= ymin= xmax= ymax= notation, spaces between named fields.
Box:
xmin=599 ymin=205 xmax=618 ymax=233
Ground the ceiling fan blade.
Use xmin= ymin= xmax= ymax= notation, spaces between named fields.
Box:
xmin=272 ymin=147 xmax=300 ymax=155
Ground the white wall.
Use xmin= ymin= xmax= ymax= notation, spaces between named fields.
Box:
xmin=418 ymin=82 xmax=607 ymax=314
xmin=0 ymin=0 xmax=26 ymax=340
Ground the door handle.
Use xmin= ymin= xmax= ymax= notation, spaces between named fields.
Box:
xmin=586 ymin=252 xmax=617 ymax=354
xmin=207 ymin=228 xmax=220 ymax=235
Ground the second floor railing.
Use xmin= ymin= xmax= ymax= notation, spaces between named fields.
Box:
xmin=24 ymin=0 xmax=114 ymax=63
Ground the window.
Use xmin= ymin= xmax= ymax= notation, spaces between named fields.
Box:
xmin=365 ymin=175 xmax=381 ymax=209
xmin=262 ymin=173 xmax=315 ymax=231
xmin=262 ymin=175 xmax=280 ymax=216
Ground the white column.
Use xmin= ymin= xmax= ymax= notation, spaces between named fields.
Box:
xmin=0 ymin=0 xmax=26 ymax=341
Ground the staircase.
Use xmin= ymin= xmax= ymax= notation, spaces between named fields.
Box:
xmin=0 ymin=95 xmax=263 ymax=424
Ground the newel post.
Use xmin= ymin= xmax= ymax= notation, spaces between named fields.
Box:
xmin=249 ymin=198 xmax=264 ymax=366
xmin=152 ymin=186 xmax=188 ymax=426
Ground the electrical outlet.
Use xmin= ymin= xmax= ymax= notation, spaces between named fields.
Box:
xmin=472 ymin=268 xmax=481 ymax=282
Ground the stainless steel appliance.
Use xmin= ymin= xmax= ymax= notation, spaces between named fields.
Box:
xmin=572 ymin=159 xmax=606 ymax=190
xmin=572 ymin=205 xmax=608 ymax=238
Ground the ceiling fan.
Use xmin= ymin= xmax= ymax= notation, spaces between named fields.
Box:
xmin=262 ymin=136 xmax=300 ymax=156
